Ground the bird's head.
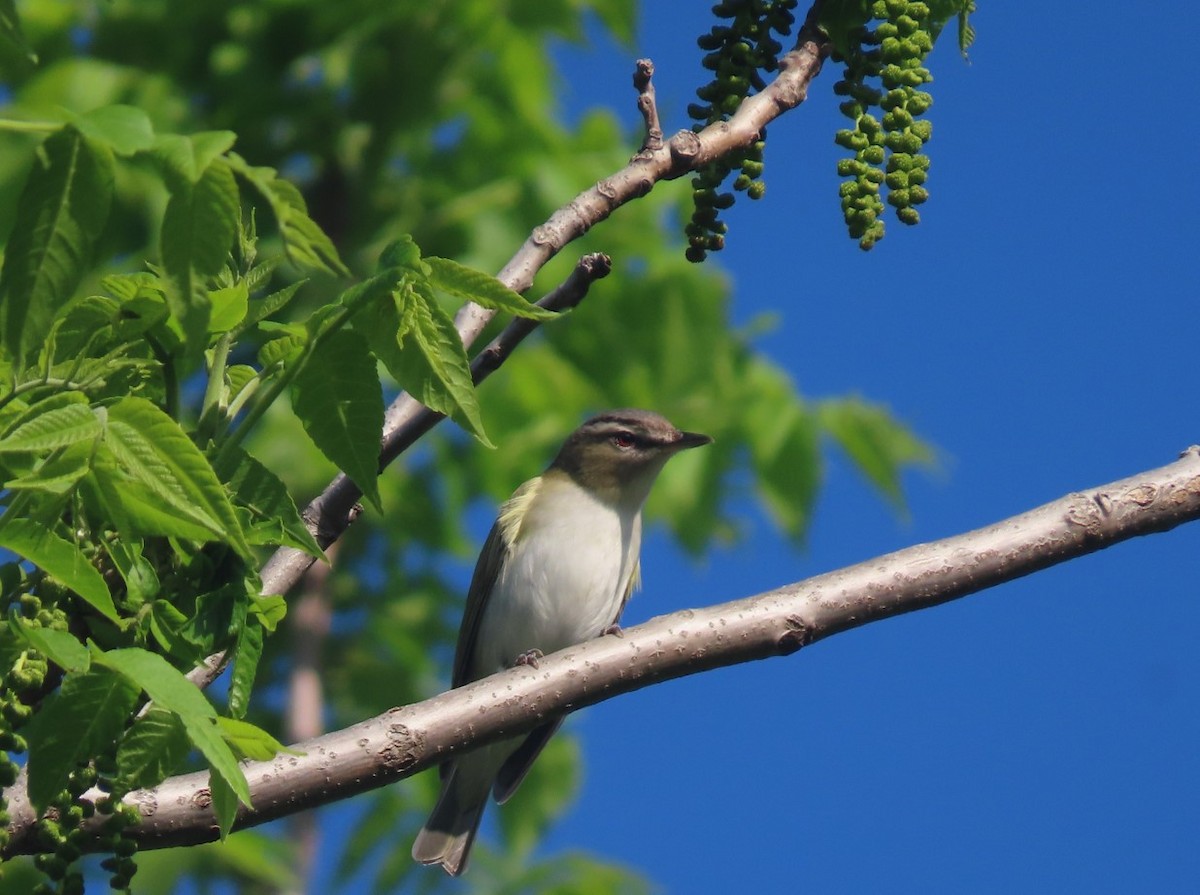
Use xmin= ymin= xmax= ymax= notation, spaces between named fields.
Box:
xmin=548 ymin=409 xmax=712 ymax=508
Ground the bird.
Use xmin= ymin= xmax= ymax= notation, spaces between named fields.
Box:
xmin=411 ymin=409 xmax=712 ymax=875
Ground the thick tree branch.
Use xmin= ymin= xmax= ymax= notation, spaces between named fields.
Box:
xmin=7 ymin=448 xmax=1197 ymax=855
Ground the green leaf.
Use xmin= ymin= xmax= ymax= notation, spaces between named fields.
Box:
xmin=208 ymin=282 xmax=249 ymax=334
xmin=8 ymin=615 xmax=90 ymax=673
xmin=0 ymin=0 xmax=37 ymax=65
xmin=818 ymin=398 xmax=935 ymax=508
xmin=248 ymin=592 xmax=286 ymax=632
xmin=213 ymin=444 xmax=322 ymax=557
xmin=148 ymin=599 xmax=201 ymax=663
xmin=231 ymin=279 xmax=305 ymax=338
xmin=0 ymin=518 xmax=118 ymax=621
xmin=2 ymin=445 xmax=92 ymax=494
xmin=257 ymin=326 xmax=306 ymax=370
xmin=291 ymin=328 xmax=384 ymax=512
xmin=103 ymin=397 xmax=251 ymax=557
xmin=209 ymin=767 xmax=240 ymax=840
xmin=151 ymin=132 xmax=237 ymax=188
xmin=103 ymin=536 xmax=160 ymax=607
xmin=94 ymin=647 xmax=252 ymax=811
xmin=0 ymin=400 xmax=101 ymax=453
xmin=85 ymin=444 xmax=230 ymax=545
xmin=115 ymin=706 xmax=191 ymax=792
xmin=398 ymin=286 xmax=492 ymax=446
xmin=226 ymin=617 xmax=262 ymax=719
xmin=360 ymin=281 xmax=491 ymax=446
xmin=71 ymin=105 xmax=155 ymax=156
xmin=0 ymin=126 xmax=115 ymax=368
xmin=425 ymin=256 xmax=558 ymax=320
xmin=225 ymin=153 xmax=348 ymax=277
xmin=216 ymin=716 xmax=298 ymax=761
xmin=160 ymin=156 xmax=240 ymax=357
xmin=23 ymin=667 xmax=140 ymax=813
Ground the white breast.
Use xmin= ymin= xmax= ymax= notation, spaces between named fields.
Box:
xmin=472 ymin=479 xmax=641 ymax=677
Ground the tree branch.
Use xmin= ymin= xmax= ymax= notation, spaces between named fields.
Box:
xmin=8 ymin=447 xmax=1196 ymax=855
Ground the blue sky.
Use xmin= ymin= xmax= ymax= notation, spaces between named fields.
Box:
xmin=531 ymin=4 xmax=1199 ymax=893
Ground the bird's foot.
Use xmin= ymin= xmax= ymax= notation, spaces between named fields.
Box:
xmin=601 ymin=623 xmax=624 ymax=638
xmin=513 ymin=648 xmax=544 ymax=669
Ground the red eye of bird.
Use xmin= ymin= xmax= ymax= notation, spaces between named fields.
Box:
xmin=611 ymin=432 xmax=634 ymax=449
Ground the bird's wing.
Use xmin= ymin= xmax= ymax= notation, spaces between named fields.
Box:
xmin=451 ymin=521 xmax=507 ymax=690
xmin=615 ymin=557 xmax=640 ymax=623
xmin=492 ymin=718 xmax=564 ymax=804
xmin=450 ymin=476 xmax=541 ymax=690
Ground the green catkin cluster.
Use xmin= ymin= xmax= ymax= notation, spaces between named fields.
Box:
xmin=0 ymin=586 xmax=52 ymax=854
xmin=32 ymin=767 xmax=98 ymax=895
xmin=2 ymin=582 xmax=139 ymax=893
xmin=686 ymin=0 xmax=798 ymax=262
xmin=96 ymin=796 xmax=141 ymax=892
xmin=833 ymin=0 xmax=935 ymax=249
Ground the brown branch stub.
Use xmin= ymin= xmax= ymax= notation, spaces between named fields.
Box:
xmin=5 ymin=449 xmax=1197 ymax=856
xmin=634 ymin=58 xmax=664 ymax=154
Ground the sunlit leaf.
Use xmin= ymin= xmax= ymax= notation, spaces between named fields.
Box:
xmin=8 ymin=616 xmax=90 ymax=673
xmin=103 ymin=397 xmax=251 ymax=556
xmin=426 ymin=256 xmax=558 ymax=320
xmin=0 ymin=518 xmax=118 ymax=621
xmin=71 ymin=104 xmax=155 ymax=155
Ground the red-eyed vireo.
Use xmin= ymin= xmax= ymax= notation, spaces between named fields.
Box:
xmin=412 ymin=409 xmax=712 ymax=875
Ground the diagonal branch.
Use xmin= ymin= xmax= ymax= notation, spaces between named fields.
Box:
xmin=6 ymin=447 xmax=1196 ymax=855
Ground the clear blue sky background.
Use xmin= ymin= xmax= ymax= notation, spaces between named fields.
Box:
xmin=517 ymin=4 xmax=1198 ymax=893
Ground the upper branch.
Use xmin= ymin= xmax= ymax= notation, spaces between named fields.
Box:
xmin=7 ymin=447 xmax=1196 ymax=854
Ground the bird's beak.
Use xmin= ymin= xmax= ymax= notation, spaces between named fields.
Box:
xmin=674 ymin=430 xmax=713 ymax=450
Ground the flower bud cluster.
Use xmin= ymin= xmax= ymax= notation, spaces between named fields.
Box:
xmin=833 ymin=0 xmax=935 ymax=249
xmin=686 ymin=0 xmax=798 ymax=261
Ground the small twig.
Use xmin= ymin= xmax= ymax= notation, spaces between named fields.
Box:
xmin=633 ymin=59 xmax=664 ymax=154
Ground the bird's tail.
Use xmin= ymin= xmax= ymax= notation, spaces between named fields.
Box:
xmin=411 ymin=766 xmax=489 ymax=877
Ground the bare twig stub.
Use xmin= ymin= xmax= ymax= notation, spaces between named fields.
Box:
xmin=634 ymin=59 xmax=664 ymax=154
xmin=7 ymin=449 xmax=1197 ymax=854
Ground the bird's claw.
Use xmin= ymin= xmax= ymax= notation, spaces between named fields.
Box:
xmin=602 ymin=623 xmax=624 ymax=638
xmin=514 ymin=649 xmax=544 ymax=669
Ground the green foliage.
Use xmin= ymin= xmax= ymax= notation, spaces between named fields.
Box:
xmin=0 ymin=0 xmax=938 ymax=892
xmin=0 ymin=58 xmax=556 ymax=889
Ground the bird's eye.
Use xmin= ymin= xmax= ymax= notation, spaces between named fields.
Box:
xmin=611 ymin=432 xmax=635 ymax=449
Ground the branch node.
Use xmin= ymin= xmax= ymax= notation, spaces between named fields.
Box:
xmin=668 ymin=129 xmax=702 ymax=165
xmin=777 ymin=615 xmax=814 ymax=655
